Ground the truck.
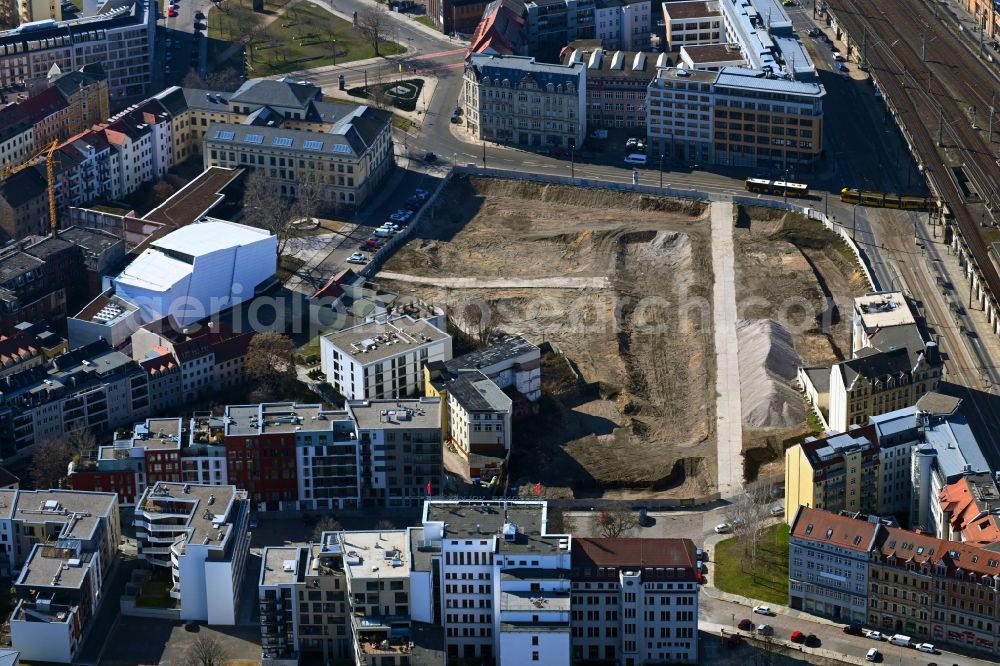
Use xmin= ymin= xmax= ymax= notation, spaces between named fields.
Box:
xmin=888 ymin=634 xmax=912 ymax=647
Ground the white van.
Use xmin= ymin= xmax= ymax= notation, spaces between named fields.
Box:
xmin=888 ymin=634 xmax=911 ymax=647
xmin=624 ymin=153 xmax=647 ymax=165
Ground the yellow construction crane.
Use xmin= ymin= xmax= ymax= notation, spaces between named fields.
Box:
xmin=0 ymin=140 xmax=60 ymax=235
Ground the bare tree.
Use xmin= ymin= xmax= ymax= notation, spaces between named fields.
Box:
xmin=29 ymin=436 xmax=75 ymax=490
xmin=376 ymin=519 xmax=396 ymax=530
xmin=313 ymin=515 xmax=343 ymax=542
xmin=241 ymin=169 xmax=302 ymax=255
xmin=357 ymin=4 xmax=389 ymax=56
xmin=726 ymin=482 xmax=772 ymax=582
xmin=187 ymin=635 xmax=229 ymax=666
xmin=206 ymin=68 xmax=244 ymax=92
xmin=592 ymin=508 xmax=638 ymax=538
xmin=245 ymin=332 xmax=297 ymax=394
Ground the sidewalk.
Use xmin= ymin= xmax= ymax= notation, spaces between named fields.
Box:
xmin=702 ymin=620 xmax=865 ymax=665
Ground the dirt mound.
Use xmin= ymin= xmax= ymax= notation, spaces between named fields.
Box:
xmin=737 ymin=318 xmax=805 ymax=429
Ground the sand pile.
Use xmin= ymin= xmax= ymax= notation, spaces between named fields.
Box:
xmin=737 ymin=318 xmax=805 ymax=429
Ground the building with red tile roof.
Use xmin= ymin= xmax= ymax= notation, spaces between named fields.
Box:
xmin=938 ymin=473 xmax=1000 ymax=545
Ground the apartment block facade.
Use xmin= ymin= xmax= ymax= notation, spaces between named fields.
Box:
xmin=661 ymin=0 xmax=721 ymax=51
xmin=321 ymin=315 xmax=452 ymax=401
xmin=563 ymin=44 xmax=664 ymax=130
xmin=571 ymin=538 xmax=700 ymax=664
xmin=134 ymin=482 xmax=250 ymax=625
xmin=463 ymin=54 xmax=586 ymax=150
xmin=0 ymin=0 xmax=155 ymax=101
xmin=789 ymin=507 xmax=1000 ymax=657
xmin=6 ymin=489 xmax=120 ymax=664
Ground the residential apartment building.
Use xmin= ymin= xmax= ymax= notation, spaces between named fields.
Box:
xmin=413 ymin=500 xmax=572 ymax=664
xmin=789 ymin=507 xmax=1000 ymax=657
xmin=321 ymin=315 xmax=452 ymax=401
xmin=44 ymin=64 xmax=110 ymax=133
xmin=523 ymin=0 xmax=597 ymax=59
xmin=463 ymin=54 xmax=586 ymax=150
xmin=223 ymin=399 xmax=443 ymax=511
xmin=571 ymin=538 xmax=700 ymax=664
xmin=563 ymin=43 xmax=664 ymax=130
xmin=661 ymin=0 xmax=721 ymax=51
xmin=130 ymin=317 xmax=255 ymax=402
xmin=7 ymin=490 xmax=120 ymax=664
xmin=937 ymin=473 xmax=1000 ymax=545
xmin=134 ymin=481 xmax=250 ymax=624
xmin=0 ymin=330 xmax=43 ymax=379
xmin=259 ymin=534 xmax=351 ymax=665
xmin=427 ymin=0 xmax=491 ymax=35
xmin=0 ymin=340 xmax=152 ymax=458
xmin=596 ymin=0 xmax=652 ymax=51
xmin=0 ymin=0 xmax=156 ymax=101
xmin=0 ymin=104 xmax=33 ymax=172
xmin=788 ymin=506 xmax=880 ymax=624
xmin=0 ymin=168 xmax=48 ymax=240
xmin=786 ymin=392 xmax=988 ymax=530
xmin=784 ymin=426 xmax=880 ymax=522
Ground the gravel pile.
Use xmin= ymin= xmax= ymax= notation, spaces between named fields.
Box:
xmin=737 ymin=318 xmax=805 ymax=429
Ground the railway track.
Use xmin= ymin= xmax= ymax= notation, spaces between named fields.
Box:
xmin=827 ymin=0 xmax=1000 ymax=325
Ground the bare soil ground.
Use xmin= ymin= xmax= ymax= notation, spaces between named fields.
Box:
xmin=381 ymin=176 xmax=716 ymax=497
xmin=734 ymin=207 xmax=872 ymax=473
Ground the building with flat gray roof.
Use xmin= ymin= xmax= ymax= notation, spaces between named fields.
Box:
xmin=134 ymin=482 xmax=250 ymax=624
xmin=415 ymin=500 xmax=572 ymax=664
xmin=6 ymin=489 xmax=121 ymax=664
xmin=321 ymin=315 xmax=452 ymax=401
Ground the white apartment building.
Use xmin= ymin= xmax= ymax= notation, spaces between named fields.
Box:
xmin=661 ymin=1 xmax=721 ymax=51
xmin=463 ymin=54 xmax=586 ymax=150
xmin=571 ymin=538 xmax=700 ymax=664
xmin=6 ymin=489 xmax=120 ymax=664
xmin=134 ymin=482 xmax=250 ymax=624
xmin=788 ymin=506 xmax=878 ymax=624
xmin=415 ymin=500 xmax=572 ymax=665
xmin=321 ymin=315 xmax=452 ymax=401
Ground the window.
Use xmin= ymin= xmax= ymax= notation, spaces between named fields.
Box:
xmin=532 ymin=652 xmax=539 ymax=661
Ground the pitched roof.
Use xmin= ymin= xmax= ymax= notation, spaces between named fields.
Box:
xmin=572 ymin=537 xmax=698 ymax=570
xmin=789 ymin=506 xmax=881 ymax=553
xmin=838 ymin=346 xmax=913 ymax=386
xmin=939 ymin=475 xmax=1000 ymax=545
xmin=0 ymin=168 xmax=47 ymax=208
xmin=50 ymin=65 xmax=107 ymax=98
xmin=19 ymin=85 xmax=69 ymax=121
xmin=229 ymin=77 xmax=321 ymax=110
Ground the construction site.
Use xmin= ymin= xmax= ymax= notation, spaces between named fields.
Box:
xmin=733 ymin=206 xmax=872 ymax=478
xmin=378 ymin=177 xmax=867 ymax=498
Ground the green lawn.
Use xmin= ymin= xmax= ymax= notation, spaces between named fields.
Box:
xmin=714 ymin=522 xmax=790 ymax=605
xmin=414 ymin=14 xmax=433 ymax=27
xmin=209 ymin=1 xmax=403 ymax=78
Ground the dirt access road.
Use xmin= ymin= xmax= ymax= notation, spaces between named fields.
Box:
xmin=381 ymin=176 xmax=716 ymax=498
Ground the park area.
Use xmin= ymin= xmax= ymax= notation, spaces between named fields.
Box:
xmin=714 ymin=522 xmax=790 ymax=605
xmin=208 ymin=0 xmax=403 ymax=77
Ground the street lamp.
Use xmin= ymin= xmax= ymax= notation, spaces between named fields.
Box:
xmin=332 ymin=39 xmax=337 ymax=66
xmin=659 ymin=153 xmax=664 ymax=189
xmin=570 ymin=143 xmax=575 ymax=179
xmin=852 ymin=203 xmax=858 ymax=241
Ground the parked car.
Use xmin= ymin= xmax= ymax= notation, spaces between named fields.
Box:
xmin=757 ymin=624 xmax=774 ymax=636
xmin=364 ymin=238 xmax=383 ymax=249
xmin=866 ymin=630 xmax=883 ymax=641
xmin=451 ymin=115 xmax=461 ymax=123
xmin=390 ymin=209 xmax=413 ymax=222
xmin=888 ymin=634 xmax=911 ymax=647
xmin=194 ymin=9 xmax=205 ymax=18
xmin=738 ymin=619 xmax=753 ymax=631
xmin=790 ymin=631 xmax=805 ymax=643
xmin=347 ymin=252 xmax=368 ymax=264
xmin=423 ymin=152 xmax=436 ymax=162
xmin=915 ymin=643 xmax=936 ymax=654
xmin=865 ymin=648 xmax=881 ymax=662
xmin=167 ymin=7 xmax=177 ymax=16
xmin=769 ymin=505 xmax=784 ymax=516
xmin=844 ymin=624 xmax=864 ymax=636
xmin=805 ymin=634 xmax=820 ymax=647
xmin=373 ymin=227 xmax=394 ymax=238
xmin=714 ymin=523 xmax=731 ymax=534
xmin=753 ymin=605 xmax=775 ymax=616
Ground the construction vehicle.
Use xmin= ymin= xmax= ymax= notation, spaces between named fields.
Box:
xmin=0 ymin=139 xmax=60 ymax=235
